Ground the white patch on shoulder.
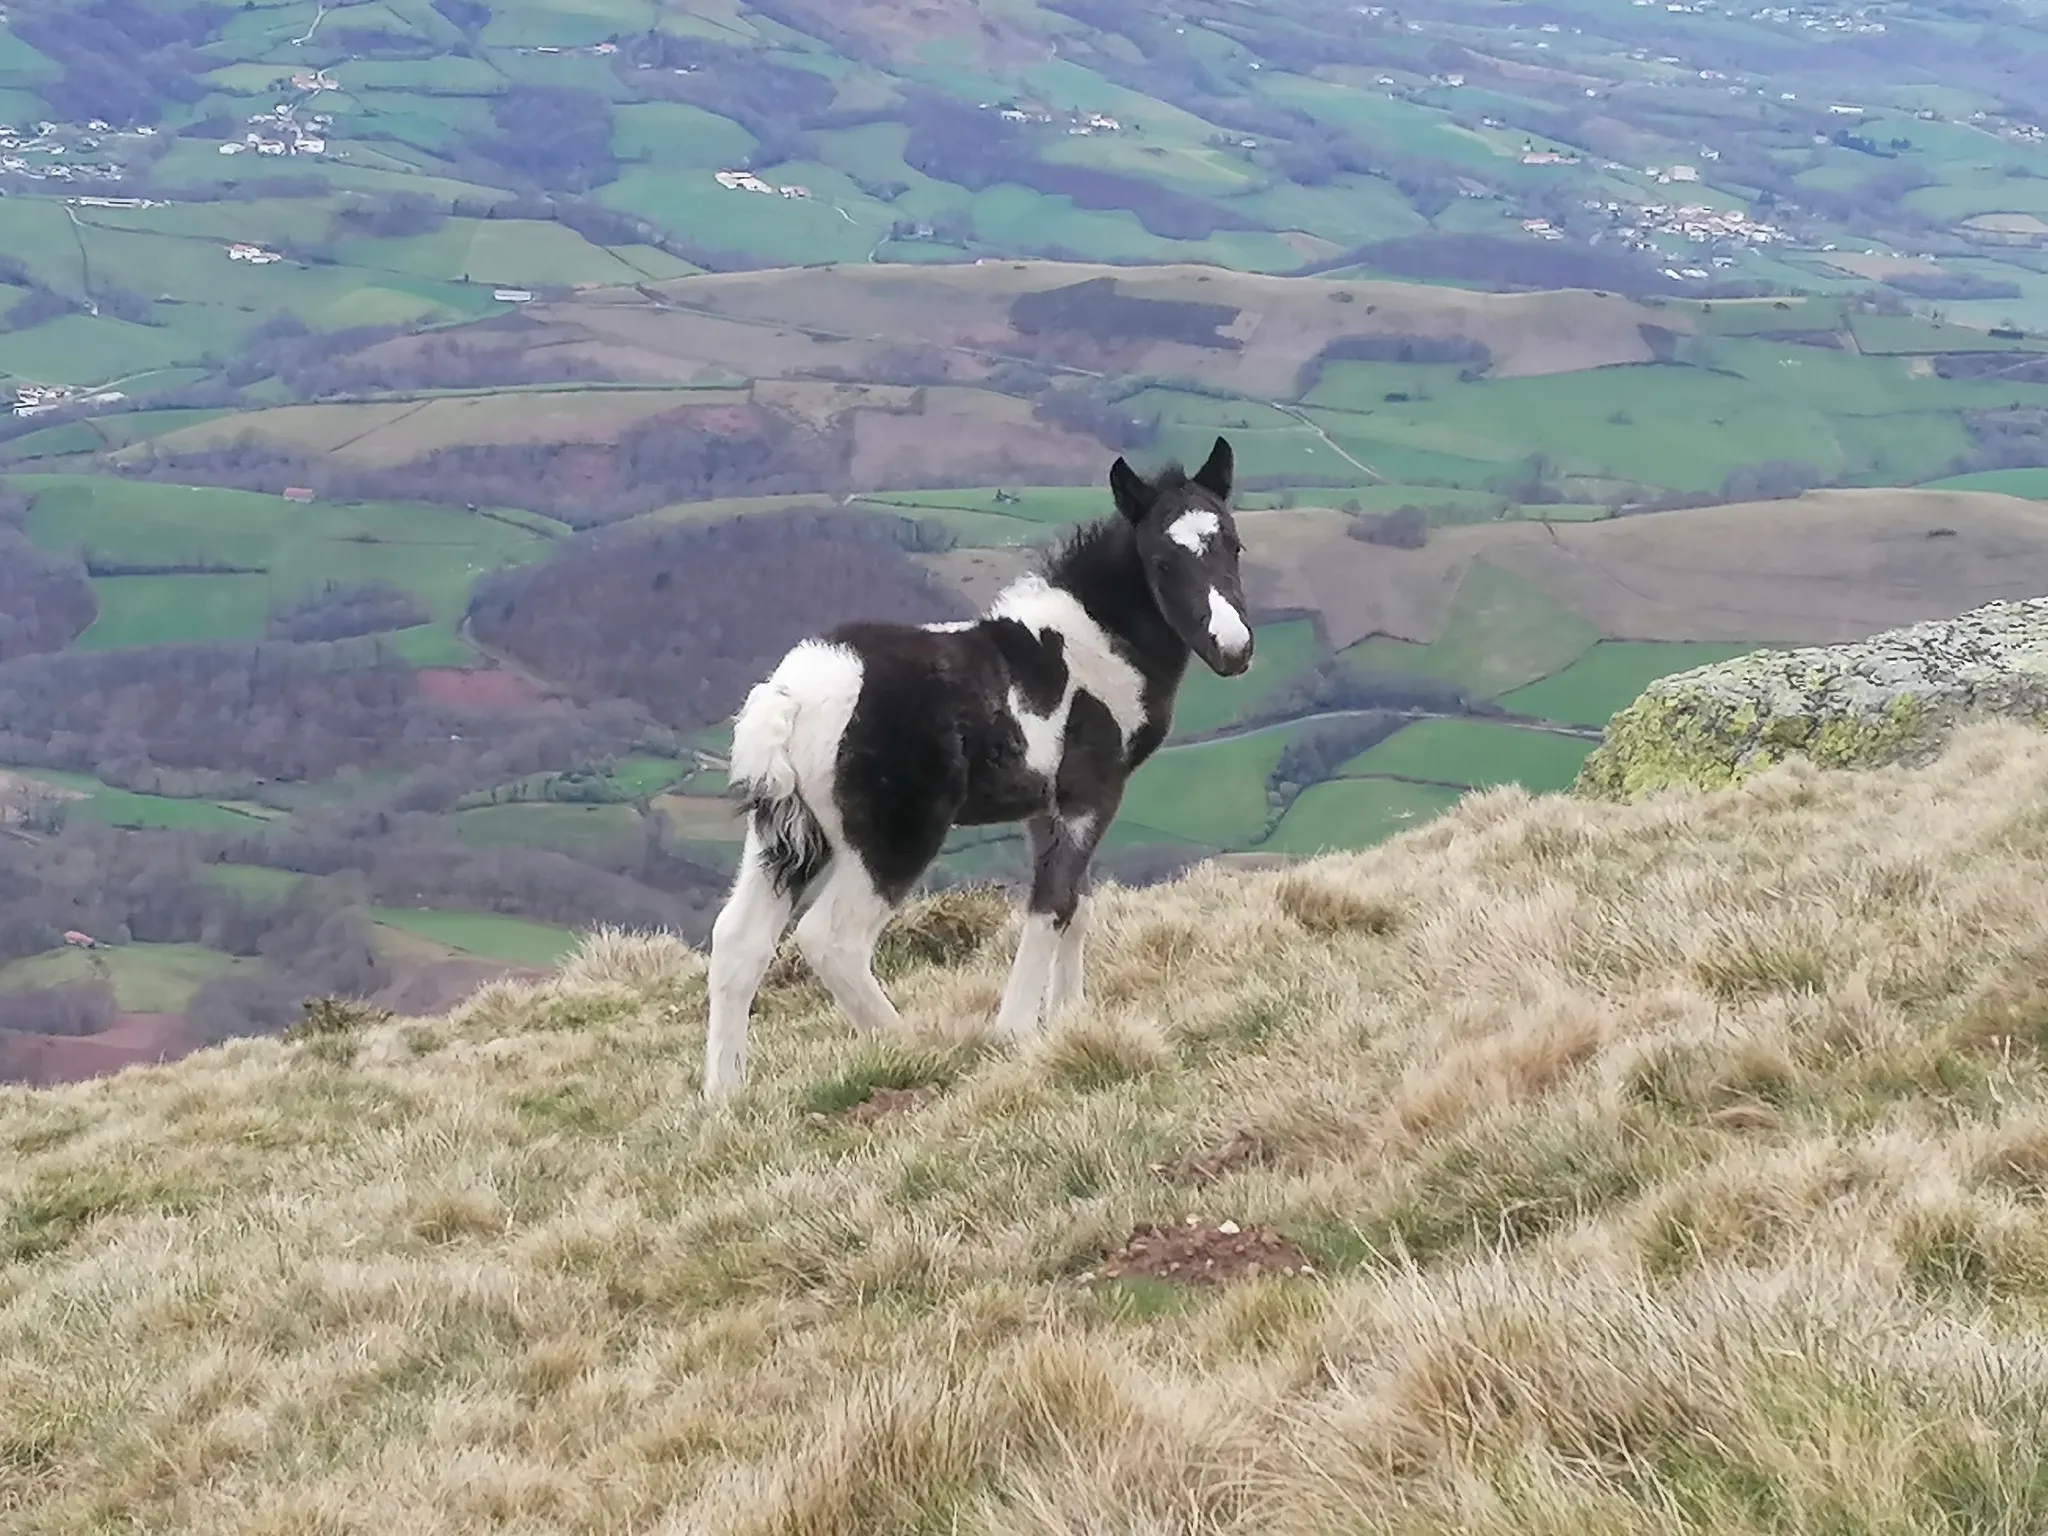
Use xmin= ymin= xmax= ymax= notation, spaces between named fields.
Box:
xmin=1167 ymin=510 xmax=1219 ymax=554
xmin=1207 ymin=588 xmax=1252 ymax=660
xmin=987 ymin=574 xmax=1148 ymax=782
xmin=727 ymin=637 xmax=864 ymax=843
xmin=922 ymin=620 xmax=976 ymax=633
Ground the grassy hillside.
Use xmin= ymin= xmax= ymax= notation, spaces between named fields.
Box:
xmin=5 ymin=0 xmax=2048 ymax=1072
xmin=9 ymin=721 xmax=2048 ymax=1530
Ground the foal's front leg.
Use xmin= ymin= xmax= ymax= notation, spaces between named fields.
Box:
xmin=995 ymin=811 xmax=1102 ymax=1038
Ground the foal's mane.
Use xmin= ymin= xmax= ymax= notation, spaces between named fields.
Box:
xmin=1037 ymin=461 xmax=1199 ymax=592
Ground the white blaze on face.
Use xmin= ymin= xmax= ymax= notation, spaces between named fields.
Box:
xmin=1207 ymin=588 xmax=1251 ymax=660
xmin=1167 ymin=510 xmax=1219 ymax=554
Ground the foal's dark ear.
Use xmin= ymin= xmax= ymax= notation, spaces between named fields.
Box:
xmin=1193 ymin=435 xmax=1234 ymax=502
xmin=1109 ymin=456 xmax=1152 ymax=523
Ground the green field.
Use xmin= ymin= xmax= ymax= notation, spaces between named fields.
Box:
xmin=368 ymin=908 xmax=583 ymax=966
xmin=1260 ymin=777 xmax=1466 ymax=856
xmin=1341 ymin=719 xmax=1597 ymax=794
xmin=451 ymin=802 xmax=647 ymax=864
xmin=12 ymin=769 xmax=265 ymax=832
xmin=1172 ymin=618 xmax=1323 ymax=738
xmin=205 ymin=864 xmax=317 ymax=899
xmin=1923 ymin=467 xmax=2048 ymax=498
xmin=13 ymin=476 xmax=564 ymax=659
xmin=1124 ymin=727 xmax=1296 ymax=847
xmin=1503 ymin=641 xmax=1770 ymax=728
xmin=1343 ymin=561 xmax=1602 ymax=700
xmin=0 ymin=942 xmax=247 ymax=1012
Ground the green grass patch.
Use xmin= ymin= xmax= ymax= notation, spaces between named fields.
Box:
xmin=0 ymin=941 xmax=246 ymax=1012
xmin=1341 ymin=719 xmax=1596 ymax=793
xmin=450 ymin=803 xmax=646 ymax=864
xmin=15 ymin=475 xmax=557 ymax=654
xmin=12 ymin=769 xmax=263 ymax=832
xmin=1502 ymin=640 xmax=1769 ymax=728
xmin=1687 ymin=297 xmax=1847 ymax=336
xmin=1922 ymin=467 xmax=2048 ymax=498
xmin=1847 ymin=312 xmax=2041 ymax=355
xmin=1261 ymin=778 xmax=1464 ymax=856
xmin=1124 ymin=727 xmax=1295 ymax=848
xmin=77 ymin=573 xmax=270 ymax=651
xmin=204 ymin=864 xmax=317 ymax=899
xmin=1172 ymin=619 xmax=1323 ymax=738
xmin=368 ymin=908 xmax=581 ymax=966
xmin=335 ymin=218 xmax=652 ymax=287
xmin=1342 ymin=560 xmax=1601 ymax=700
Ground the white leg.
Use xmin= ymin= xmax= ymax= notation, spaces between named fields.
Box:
xmin=1045 ymin=897 xmax=1090 ymax=1021
xmin=793 ymin=861 xmax=904 ymax=1034
xmin=995 ymin=912 xmax=1060 ymax=1038
xmin=704 ymin=828 xmax=798 ymax=1097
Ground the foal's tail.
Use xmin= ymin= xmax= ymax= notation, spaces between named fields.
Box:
xmin=728 ymin=668 xmax=831 ymax=894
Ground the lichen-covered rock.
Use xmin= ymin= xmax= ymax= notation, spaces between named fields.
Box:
xmin=1574 ymin=596 xmax=2048 ymax=800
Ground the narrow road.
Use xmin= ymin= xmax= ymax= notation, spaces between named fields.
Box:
xmin=1274 ymin=403 xmax=1384 ymax=482
xmin=59 ymin=205 xmax=98 ymax=312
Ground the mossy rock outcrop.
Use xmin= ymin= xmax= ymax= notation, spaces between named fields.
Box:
xmin=1575 ymin=596 xmax=2048 ymax=800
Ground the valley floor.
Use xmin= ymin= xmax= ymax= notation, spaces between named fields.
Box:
xmin=8 ymin=722 xmax=2048 ymax=1532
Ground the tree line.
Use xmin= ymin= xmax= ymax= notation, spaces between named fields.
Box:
xmin=469 ymin=506 xmax=972 ymax=732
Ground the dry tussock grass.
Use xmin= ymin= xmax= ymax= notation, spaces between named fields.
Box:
xmin=11 ymin=722 xmax=2048 ymax=1532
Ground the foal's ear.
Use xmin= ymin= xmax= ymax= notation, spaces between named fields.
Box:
xmin=1193 ymin=435 xmax=1234 ymax=502
xmin=1109 ymin=456 xmax=1152 ymax=523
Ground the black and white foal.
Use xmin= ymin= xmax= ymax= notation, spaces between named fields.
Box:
xmin=702 ymin=435 xmax=1253 ymax=1097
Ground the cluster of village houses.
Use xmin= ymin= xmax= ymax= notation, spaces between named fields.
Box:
xmin=217 ymin=101 xmax=329 ymax=158
xmin=1513 ymin=193 xmax=1785 ymax=279
xmin=979 ymin=103 xmax=1126 ymax=136
xmin=12 ymin=383 xmax=124 ymax=419
xmin=712 ymin=170 xmax=811 ymax=199
xmin=1 ymin=119 xmax=145 ymax=185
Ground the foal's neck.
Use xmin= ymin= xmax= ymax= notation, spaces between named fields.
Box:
xmin=1046 ymin=518 xmax=1189 ymax=694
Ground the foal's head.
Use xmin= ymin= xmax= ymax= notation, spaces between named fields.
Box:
xmin=1109 ymin=435 xmax=1253 ymax=678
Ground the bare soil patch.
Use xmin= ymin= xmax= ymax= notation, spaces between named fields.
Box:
xmin=835 ymin=1084 xmax=942 ymax=1126
xmin=0 ymin=1012 xmax=200 ymax=1087
xmin=1081 ymin=1217 xmax=1315 ymax=1286
xmin=415 ymin=667 xmax=550 ymax=712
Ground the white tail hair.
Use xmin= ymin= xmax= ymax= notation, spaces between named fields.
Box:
xmin=728 ymin=674 xmax=805 ymax=803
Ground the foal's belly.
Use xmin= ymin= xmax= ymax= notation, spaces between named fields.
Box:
xmin=953 ymin=760 xmax=1053 ymax=827
xmin=952 ymin=722 xmax=1054 ymax=827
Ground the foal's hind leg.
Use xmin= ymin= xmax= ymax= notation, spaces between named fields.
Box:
xmin=794 ymin=859 xmax=909 ymax=1034
xmin=704 ymin=825 xmax=801 ymax=1097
